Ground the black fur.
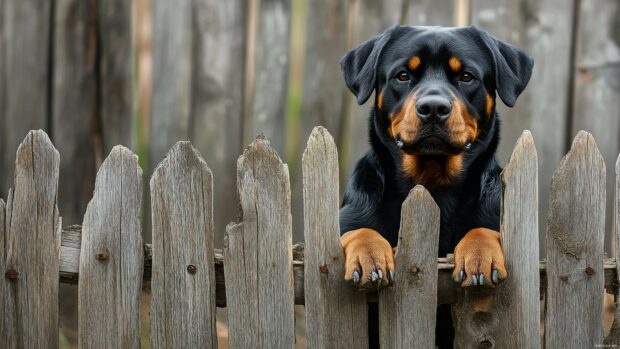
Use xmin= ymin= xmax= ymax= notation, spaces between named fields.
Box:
xmin=338 ymin=25 xmax=533 ymax=348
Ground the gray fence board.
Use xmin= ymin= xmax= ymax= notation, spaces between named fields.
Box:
xmin=98 ymin=0 xmax=134 ymax=152
xmin=3 ymin=131 xmax=60 ymax=348
xmin=0 ymin=1 xmax=52 ymax=198
xmin=303 ymin=126 xmax=368 ymax=348
xmin=246 ymin=0 xmax=291 ymax=155
xmin=379 ymin=186 xmax=440 ymax=349
xmin=544 ymin=131 xmax=605 ymax=348
xmin=53 ymin=0 xmax=98 ymax=227
xmin=570 ymin=0 xmax=620 ymax=253
xmin=190 ymin=0 xmax=246 ymax=245
xmin=224 ymin=137 xmax=294 ymax=348
xmin=78 ymin=146 xmax=143 ymax=348
xmin=0 ymin=199 xmax=5 ymax=341
xmin=150 ymin=142 xmax=217 ymax=349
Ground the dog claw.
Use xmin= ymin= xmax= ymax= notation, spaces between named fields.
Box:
xmin=377 ymin=269 xmax=384 ymax=280
xmin=454 ymin=269 xmax=465 ymax=283
xmin=388 ymin=269 xmax=394 ymax=283
xmin=492 ymin=269 xmax=498 ymax=284
xmin=352 ymin=270 xmax=360 ymax=284
xmin=472 ymin=274 xmax=478 ymax=286
xmin=479 ymin=274 xmax=485 ymax=286
xmin=370 ymin=270 xmax=379 ymax=282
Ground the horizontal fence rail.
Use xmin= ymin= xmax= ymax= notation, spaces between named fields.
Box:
xmin=2 ymin=128 xmax=620 ymax=348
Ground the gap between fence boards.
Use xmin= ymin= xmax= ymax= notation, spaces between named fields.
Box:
xmin=59 ymin=225 xmax=619 ymax=307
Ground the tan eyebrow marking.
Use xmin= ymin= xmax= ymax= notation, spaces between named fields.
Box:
xmin=449 ymin=57 xmax=462 ymax=72
xmin=408 ymin=56 xmax=421 ymax=70
xmin=377 ymin=90 xmax=384 ymax=109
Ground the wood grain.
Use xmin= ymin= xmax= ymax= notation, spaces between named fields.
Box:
xmin=0 ymin=1 xmax=52 ymax=198
xmin=3 ymin=131 xmax=61 ymax=348
xmin=189 ymin=0 xmax=246 ymax=246
xmin=570 ymin=0 xmax=620 ymax=253
xmin=303 ymin=126 xmax=368 ymax=348
xmin=544 ymin=131 xmax=605 ymax=348
xmin=53 ymin=0 xmax=98 ymax=227
xmin=379 ymin=186 xmax=440 ymax=349
xmin=150 ymin=142 xmax=217 ymax=349
xmin=224 ymin=137 xmax=295 ymax=348
xmin=98 ymin=0 xmax=134 ymax=153
xmin=78 ymin=146 xmax=143 ymax=348
xmin=246 ymin=0 xmax=291 ymax=155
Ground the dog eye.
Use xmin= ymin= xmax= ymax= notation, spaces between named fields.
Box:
xmin=396 ymin=71 xmax=410 ymax=82
xmin=460 ymin=72 xmax=474 ymax=83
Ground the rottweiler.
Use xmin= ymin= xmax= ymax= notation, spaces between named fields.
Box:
xmin=338 ymin=25 xmax=533 ymax=348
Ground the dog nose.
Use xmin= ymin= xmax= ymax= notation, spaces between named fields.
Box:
xmin=416 ymin=96 xmax=452 ymax=124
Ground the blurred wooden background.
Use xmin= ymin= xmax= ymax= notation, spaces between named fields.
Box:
xmin=0 ymin=0 xmax=619 ymax=345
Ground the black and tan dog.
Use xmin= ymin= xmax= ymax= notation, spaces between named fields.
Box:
xmin=338 ymin=25 xmax=533 ymax=347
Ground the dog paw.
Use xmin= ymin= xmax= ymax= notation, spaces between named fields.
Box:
xmin=341 ymin=228 xmax=394 ymax=291
xmin=452 ymin=228 xmax=507 ymax=288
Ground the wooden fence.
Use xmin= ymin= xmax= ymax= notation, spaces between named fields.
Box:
xmin=1 ymin=0 xmax=619 ymax=251
xmin=2 ymin=128 xmax=620 ymax=347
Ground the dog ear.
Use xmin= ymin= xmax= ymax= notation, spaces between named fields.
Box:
xmin=340 ymin=28 xmax=395 ymax=105
xmin=476 ymin=27 xmax=534 ymax=107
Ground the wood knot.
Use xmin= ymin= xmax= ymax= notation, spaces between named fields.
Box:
xmin=585 ymin=267 xmax=595 ymax=275
xmin=5 ymin=269 xmax=18 ymax=281
xmin=560 ymin=275 xmax=568 ymax=282
xmin=409 ymin=265 xmax=418 ymax=273
xmin=96 ymin=248 xmax=109 ymax=262
xmin=319 ymin=265 xmax=329 ymax=274
xmin=187 ymin=265 xmax=197 ymax=274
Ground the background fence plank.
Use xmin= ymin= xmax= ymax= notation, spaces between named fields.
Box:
xmin=471 ymin=0 xmax=576 ymax=254
xmin=53 ymin=0 xmax=98 ymax=230
xmin=98 ymin=0 xmax=134 ymax=152
xmin=544 ymin=131 xmax=606 ymax=348
xmin=379 ymin=186 xmax=440 ymax=349
xmin=303 ymin=126 xmax=368 ymax=348
xmin=150 ymin=142 xmax=217 ymax=349
xmin=224 ymin=137 xmax=294 ymax=348
xmin=0 ymin=1 xmax=52 ymax=199
xmin=190 ymin=0 xmax=246 ymax=245
xmin=570 ymin=0 xmax=620 ymax=253
xmin=3 ymin=131 xmax=60 ymax=348
xmin=78 ymin=146 xmax=143 ymax=348
xmin=246 ymin=0 xmax=291 ymax=155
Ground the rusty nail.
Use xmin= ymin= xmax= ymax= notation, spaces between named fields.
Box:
xmin=187 ymin=265 xmax=197 ymax=274
xmin=560 ymin=275 xmax=568 ymax=282
xmin=5 ymin=269 xmax=18 ymax=280
xmin=585 ymin=267 xmax=595 ymax=276
xmin=319 ymin=265 xmax=329 ymax=274
xmin=96 ymin=248 xmax=109 ymax=262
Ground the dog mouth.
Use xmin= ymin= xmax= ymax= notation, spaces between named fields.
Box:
xmin=395 ymin=134 xmax=466 ymax=156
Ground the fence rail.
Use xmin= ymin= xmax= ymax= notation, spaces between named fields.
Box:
xmin=1 ymin=128 xmax=620 ymax=347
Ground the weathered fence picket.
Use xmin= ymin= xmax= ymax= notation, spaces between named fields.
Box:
xmin=303 ymin=126 xmax=368 ymax=348
xmin=78 ymin=146 xmax=143 ymax=348
xmin=2 ymin=131 xmax=61 ymax=348
xmin=452 ymin=131 xmax=541 ymax=348
xmin=379 ymin=186 xmax=440 ymax=349
xmin=224 ymin=137 xmax=295 ymax=348
xmin=605 ymin=155 xmax=620 ymax=345
xmin=150 ymin=142 xmax=217 ymax=348
xmin=2 ymin=127 xmax=620 ymax=347
xmin=545 ymin=131 xmax=606 ymax=348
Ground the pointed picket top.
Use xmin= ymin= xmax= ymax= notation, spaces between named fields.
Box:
xmin=379 ymin=185 xmax=440 ymax=349
xmin=302 ymin=126 xmax=368 ymax=348
xmin=79 ymin=144 xmax=143 ymax=348
xmin=225 ymin=135 xmax=294 ymax=348
xmin=545 ymin=131 xmax=605 ymax=348
xmin=150 ymin=140 xmax=216 ymax=349
xmin=4 ymin=130 xmax=61 ymax=348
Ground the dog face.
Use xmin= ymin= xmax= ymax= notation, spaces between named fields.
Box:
xmin=341 ymin=26 xmax=533 ymax=187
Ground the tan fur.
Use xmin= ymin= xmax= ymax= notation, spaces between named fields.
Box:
xmin=452 ymin=228 xmax=508 ymax=288
xmin=341 ymin=228 xmax=394 ymax=290
xmin=448 ymin=57 xmax=462 ymax=72
xmin=408 ymin=56 xmax=421 ymax=70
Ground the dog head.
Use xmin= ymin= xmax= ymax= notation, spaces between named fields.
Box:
xmin=340 ymin=25 xmax=533 ymax=187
